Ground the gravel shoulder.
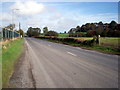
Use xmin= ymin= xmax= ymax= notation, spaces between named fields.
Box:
xmin=9 ymin=43 xmax=35 ymax=88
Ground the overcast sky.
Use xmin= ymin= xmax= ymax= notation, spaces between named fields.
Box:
xmin=0 ymin=0 xmax=119 ymax=33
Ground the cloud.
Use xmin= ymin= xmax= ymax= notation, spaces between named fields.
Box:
xmin=25 ymin=12 xmax=117 ymax=33
xmin=0 ymin=13 xmax=12 ymax=21
xmin=77 ymin=13 xmax=118 ymax=25
xmin=1 ymin=1 xmax=118 ymax=33
xmin=10 ymin=0 xmax=44 ymax=16
xmin=49 ymin=12 xmax=62 ymax=21
xmin=1 ymin=0 xmax=119 ymax=2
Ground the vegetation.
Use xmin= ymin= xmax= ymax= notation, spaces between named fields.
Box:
xmin=45 ymin=31 xmax=59 ymax=37
xmin=27 ymin=27 xmax=41 ymax=37
xmin=69 ymin=32 xmax=85 ymax=37
xmin=35 ymin=36 xmax=120 ymax=55
xmin=35 ymin=36 xmax=98 ymax=46
xmin=100 ymin=37 xmax=119 ymax=48
xmin=59 ymin=33 xmax=69 ymax=37
xmin=16 ymin=29 xmax=24 ymax=37
xmin=68 ymin=21 xmax=120 ymax=37
xmin=39 ymin=34 xmax=45 ymax=37
xmin=3 ymin=24 xmax=25 ymax=39
xmin=43 ymin=27 xmax=48 ymax=35
xmin=2 ymin=38 xmax=24 ymax=88
xmin=27 ymin=20 xmax=119 ymax=54
xmin=4 ymin=24 xmax=15 ymax=31
xmin=74 ymin=37 xmax=119 ymax=48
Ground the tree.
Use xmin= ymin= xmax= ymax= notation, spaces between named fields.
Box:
xmin=18 ymin=29 xmax=24 ymax=37
xmin=96 ymin=22 xmax=104 ymax=35
xmin=27 ymin=27 xmax=41 ymax=37
xmin=80 ymin=25 xmax=86 ymax=32
xmin=90 ymin=23 xmax=96 ymax=31
xmin=109 ymin=21 xmax=117 ymax=30
xmin=43 ymin=27 xmax=48 ymax=35
xmin=76 ymin=26 xmax=81 ymax=32
xmin=27 ymin=27 xmax=33 ymax=37
xmin=68 ymin=28 xmax=76 ymax=33
xmin=68 ymin=21 xmax=119 ymax=37
xmin=5 ymin=24 xmax=15 ymax=30
xmin=87 ymin=30 xmax=97 ymax=37
xmin=85 ymin=23 xmax=91 ymax=31
xmin=45 ymin=31 xmax=58 ymax=37
xmin=64 ymin=31 xmax=66 ymax=33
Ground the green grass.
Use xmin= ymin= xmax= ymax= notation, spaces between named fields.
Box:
xmin=58 ymin=34 xmax=119 ymax=47
xmin=39 ymin=34 xmax=45 ymax=37
xmin=74 ymin=37 xmax=119 ymax=48
xmin=38 ymin=33 xmax=119 ymax=48
xmin=75 ymin=37 xmax=93 ymax=40
xmin=59 ymin=33 xmax=69 ymax=37
xmin=39 ymin=33 xmax=69 ymax=37
xmin=2 ymin=38 xmax=24 ymax=88
xmin=100 ymin=37 xmax=119 ymax=48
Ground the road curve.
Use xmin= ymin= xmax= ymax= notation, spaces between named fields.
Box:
xmin=24 ymin=37 xmax=118 ymax=88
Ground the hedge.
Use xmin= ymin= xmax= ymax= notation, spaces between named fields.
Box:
xmin=35 ymin=36 xmax=98 ymax=46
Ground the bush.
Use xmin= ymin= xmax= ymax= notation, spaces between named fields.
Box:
xmin=36 ymin=36 xmax=96 ymax=46
xmin=45 ymin=31 xmax=58 ymax=37
xmin=86 ymin=30 xmax=97 ymax=37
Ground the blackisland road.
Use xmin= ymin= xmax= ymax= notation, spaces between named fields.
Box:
xmin=12 ymin=37 xmax=119 ymax=88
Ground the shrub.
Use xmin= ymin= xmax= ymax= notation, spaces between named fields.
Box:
xmin=36 ymin=36 xmax=96 ymax=46
xmin=45 ymin=31 xmax=58 ymax=37
xmin=86 ymin=30 xmax=97 ymax=37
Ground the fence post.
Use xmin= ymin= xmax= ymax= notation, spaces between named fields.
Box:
xmin=98 ymin=35 xmax=101 ymax=46
xmin=0 ymin=27 xmax=3 ymax=42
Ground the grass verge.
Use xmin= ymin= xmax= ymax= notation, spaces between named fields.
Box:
xmin=36 ymin=38 xmax=120 ymax=55
xmin=2 ymin=38 xmax=24 ymax=88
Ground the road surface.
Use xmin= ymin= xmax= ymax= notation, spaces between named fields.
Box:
xmin=10 ymin=37 xmax=119 ymax=88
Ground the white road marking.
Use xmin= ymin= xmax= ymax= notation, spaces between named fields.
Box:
xmin=67 ymin=51 xmax=77 ymax=56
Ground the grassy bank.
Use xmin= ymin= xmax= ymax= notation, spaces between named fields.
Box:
xmin=36 ymin=37 xmax=120 ymax=55
xmin=2 ymin=38 xmax=24 ymax=88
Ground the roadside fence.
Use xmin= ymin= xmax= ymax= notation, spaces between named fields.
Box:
xmin=0 ymin=27 xmax=20 ymax=41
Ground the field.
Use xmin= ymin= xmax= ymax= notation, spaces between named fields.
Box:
xmin=59 ymin=33 xmax=69 ymax=37
xmin=100 ymin=37 xmax=119 ymax=48
xmin=39 ymin=33 xmax=119 ymax=49
xmin=75 ymin=37 xmax=119 ymax=48
xmin=58 ymin=33 xmax=119 ymax=48
xmin=39 ymin=34 xmax=45 ymax=37
xmin=2 ymin=38 xmax=24 ymax=88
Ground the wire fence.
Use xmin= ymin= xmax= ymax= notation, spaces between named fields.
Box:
xmin=0 ymin=27 xmax=20 ymax=41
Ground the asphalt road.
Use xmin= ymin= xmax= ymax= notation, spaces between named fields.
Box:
xmin=14 ymin=37 xmax=119 ymax=88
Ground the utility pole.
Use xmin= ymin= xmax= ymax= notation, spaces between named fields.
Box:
xmin=19 ymin=22 xmax=21 ymax=30
xmin=12 ymin=9 xmax=19 ymax=39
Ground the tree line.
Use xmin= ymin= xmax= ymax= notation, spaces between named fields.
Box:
xmin=26 ymin=20 xmax=120 ymax=37
xmin=27 ymin=27 xmax=58 ymax=37
xmin=68 ymin=21 xmax=120 ymax=37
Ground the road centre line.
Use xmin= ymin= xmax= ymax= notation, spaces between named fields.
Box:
xmin=67 ymin=51 xmax=77 ymax=57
